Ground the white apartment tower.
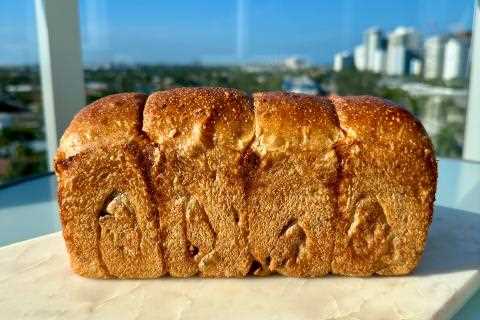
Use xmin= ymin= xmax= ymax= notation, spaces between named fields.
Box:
xmin=354 ymin=45 xmax=367 ymax=71
xmin=364 ymin=27 xmax=383 ymax=71
xmin=372 ymin=49 xmax=386 ymax=73
xmin=386 ymin=27 xmax=421 ymax=76
xmin=424 ymin=36 xmax=445 ymax=79
xmin=386 ymin=35 xmax=407 ymax=76
xmin=410 ymin=58 xmax=422 ymax=76
xmin=443 ymin=34 xmax=471 ymax=80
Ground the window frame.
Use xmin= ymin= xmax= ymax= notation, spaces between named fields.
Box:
xmin=35 ymin=0 xmax=85 ymax=171
xmin=464 ymin=0 xmax=480 ymax=161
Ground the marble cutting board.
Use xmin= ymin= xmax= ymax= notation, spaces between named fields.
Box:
xmin=0 ymin=206 xmax=479 ymax=320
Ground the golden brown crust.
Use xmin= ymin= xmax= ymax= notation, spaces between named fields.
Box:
xmin=55 ymin=93 xmax=164 ymax=278
xmin=56 ymin=93 xmax=147 ymax=160
xmin=329 ymin=95 xmax=437 ymax=275
xmin=252 ymin=92 xmax=342 ymax=154
xmin=56 ymin=143 xmax=165 ymax=278
xmin=247 ymin=92 xmax=342 ymax=276
xmin=55 ymin=88 xmax=437 ymax=278
xmin=143 ymin=87 xmax=254 ymax=277
xmin=143 ymin=87 xmax=254 ymax=152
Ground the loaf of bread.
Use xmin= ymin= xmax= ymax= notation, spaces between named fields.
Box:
xmin=54 ymin=88 xmax=437 ymax=278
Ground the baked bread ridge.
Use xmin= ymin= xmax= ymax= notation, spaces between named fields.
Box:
xmin=56 ymin=93 xmax=147 ymax=160
xmin=143 ymin=87 xmax=255 ymax=277
xmin=247 ymin=92 xmax=343 ymax=276
xmin=55 ymin=88 xmax=437 ymax=278
xmin=328 ymin=95 xmax=437 ymax=276
xmin=55 ymin=93 xmax=165 ymax=278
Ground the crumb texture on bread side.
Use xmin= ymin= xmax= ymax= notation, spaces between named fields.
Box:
xmin=55 ymin=88 xmax=437 ymax=278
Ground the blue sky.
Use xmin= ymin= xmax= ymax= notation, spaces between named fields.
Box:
xmin=0 ymin=0 xmax=475 ymax=66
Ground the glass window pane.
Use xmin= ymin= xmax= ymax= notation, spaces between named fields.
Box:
xmin=78 ymin=0 xmax=475 ymax=160
xmin=0 ymin=0 xmax=47 ymax=186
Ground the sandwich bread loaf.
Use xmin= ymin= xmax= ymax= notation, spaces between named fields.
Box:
xmin=55 ymin=88 xmax=437 ymax=278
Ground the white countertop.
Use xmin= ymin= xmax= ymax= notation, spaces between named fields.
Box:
xmin=0 ymin=206 xmax=479 ymax=320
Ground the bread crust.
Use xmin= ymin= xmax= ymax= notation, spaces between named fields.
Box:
xmin=143 ymin=87 xmax=254 ymax=277
xmin=56 ymin=144 xmax=164 ymax=278
xmin=56 ymin=93 xmax=146 ymax=161
xmin=55 ymin=88 xmax=437 ymax=278
xmin=247 ymin=92 xmax=343 ymax=276
xmin=329 ymin=96 xmax=437 ymax=275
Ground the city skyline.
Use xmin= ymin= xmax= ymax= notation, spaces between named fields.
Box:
xmin=0 ymin=0 xmax=475 ymax=66
xmin=334 ymin=26 xmax=472 ymax=81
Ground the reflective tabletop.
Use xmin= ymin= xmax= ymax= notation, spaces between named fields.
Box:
xmin=0 ymin=157 xmax=479 ymax=319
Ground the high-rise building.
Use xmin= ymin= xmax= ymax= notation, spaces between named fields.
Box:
xmin=364 ymin=27 xmax=384 ymax=71
xmin=424 ymin=36 xmax=445 ymax=79
xmin=354 ymin=45 xmax=367 ymax=71
xmin=386 ymin=27 xmax=422 ymax=76
xmin=386 ymin=44 xmax=407 ymax=76
xmin=333 ymin=51 xmax=354 ymax=72
xmin=410 ymin=58 xmax=422 ymax=76
xmin=443 ymin=33 xmax=471 ymax=81
xmin=372 ymin=49 xmax=386 ymax=73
